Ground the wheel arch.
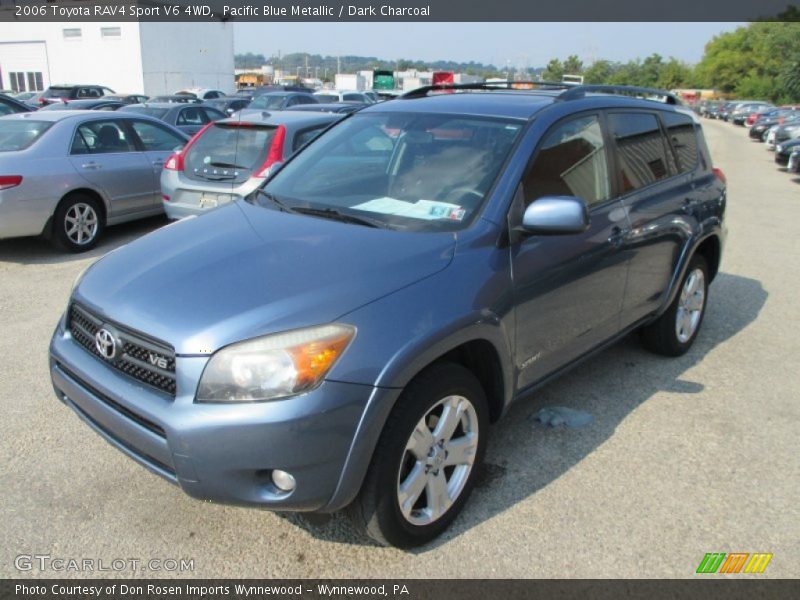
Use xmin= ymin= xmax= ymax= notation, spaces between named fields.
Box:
xmin=323 ymin=328 xmax=513 ymax=512
xmin=49 ymin=188 xmax=109 ymax=234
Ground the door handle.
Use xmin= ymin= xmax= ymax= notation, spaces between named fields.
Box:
xmin=608 ymin=226 xmax=628 ymax=246
xmin=81 ymin=162 xmax=101 ymax=170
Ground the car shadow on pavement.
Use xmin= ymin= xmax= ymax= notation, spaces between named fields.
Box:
xmin=0 ymin=216 xmax=169 ymax=266
xmin=284 ymin=272 xmax=768 ymax=551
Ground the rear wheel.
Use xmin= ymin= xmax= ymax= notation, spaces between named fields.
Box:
xmin=52 ymin=194 xmax=104 ymax=252
xmin=349 ymin=362 xmax=488 ymax=548
xmin=641 ymin=254 xmax=709 ymax=356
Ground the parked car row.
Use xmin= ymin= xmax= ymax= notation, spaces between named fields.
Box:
xmin=695 ymin=98 xmax=800 ymax=176
xmin=0 ymin=81 xmax=378 ymax=251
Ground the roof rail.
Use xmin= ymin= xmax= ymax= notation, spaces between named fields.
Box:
xmin=558 ymin=85 xmax=681 ymax=105
xmin=400 ymin=81 xmax=574 ymax=99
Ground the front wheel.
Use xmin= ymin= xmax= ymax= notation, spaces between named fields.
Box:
xmin=349 ymin=362 xmax=489 ymax=548
xmin=641 ymin=254 xmax=709 ymax=356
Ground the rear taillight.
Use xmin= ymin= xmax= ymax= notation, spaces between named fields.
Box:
xmin=0 ymin=175 xmax=23 ymax=190
xmin=164 ymin=122 xmax=214 ymax=171
xmin=254 ymin=125 xmax=286 ymax=178
xmin=712 ymin=167 xmax=726 ymax=185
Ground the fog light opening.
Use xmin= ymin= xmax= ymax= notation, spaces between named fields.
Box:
xmin=271 ymin=469 xmax=296 ymax=492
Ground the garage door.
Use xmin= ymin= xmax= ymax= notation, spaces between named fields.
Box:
xmin=0 ymin=41 xmax=49 ymax=92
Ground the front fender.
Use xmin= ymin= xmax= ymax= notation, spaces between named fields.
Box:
xmin=322 ymin=243 xmax=515 ymax=511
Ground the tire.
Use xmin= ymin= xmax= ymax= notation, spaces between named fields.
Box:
xmin=641 ymin=254 xmax=709 ymax=356
xmin=349 ymin=362 xmax=489 ymax=548
xmin=52 ymin=194 xmax=104 ymax=252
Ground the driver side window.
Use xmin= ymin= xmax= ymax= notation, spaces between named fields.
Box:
xmin=522 ymin=115 xmax=611 ymax=208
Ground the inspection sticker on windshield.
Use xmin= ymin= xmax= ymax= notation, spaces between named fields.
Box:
xmin=354 ymin=198 xmax=466 ymax=221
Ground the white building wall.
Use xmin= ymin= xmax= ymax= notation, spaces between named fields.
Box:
xmin=138 ymin=22 xmax=234 ymax=95
xmin=0 ymin=22 xmax=144 ymax=93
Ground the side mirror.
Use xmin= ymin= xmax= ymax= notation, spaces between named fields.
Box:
xmin=519 ymin=196 xmax=590 ymax=235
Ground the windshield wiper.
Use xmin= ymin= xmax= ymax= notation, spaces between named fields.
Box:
xmin=291 ymin=207 xmax=388 ymax=229
xmin=209 ymin=161 xmax=248 ymax=169
xmin=254 ymin=190 xmax=297 ymax=213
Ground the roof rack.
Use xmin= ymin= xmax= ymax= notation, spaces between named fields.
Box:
xmin=400 ymin=81 xmax=574 ymax=99
xmin=557 ymin=85 xmax=681 ymax=105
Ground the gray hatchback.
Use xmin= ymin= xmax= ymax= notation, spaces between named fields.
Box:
xmin=159 ymin=111 xmax=343 ymax=219
xmin=50 ymin=84 xmax=726 ymax=547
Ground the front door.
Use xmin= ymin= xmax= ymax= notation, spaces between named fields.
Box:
xmin=68 ymin=118 xmax=154 ymax=217
xmin=510 ymin=113 xmax=630 ymax=390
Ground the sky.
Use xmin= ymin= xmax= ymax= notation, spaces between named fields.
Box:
xmin=234 ymin=22 xmax=745 ymax=68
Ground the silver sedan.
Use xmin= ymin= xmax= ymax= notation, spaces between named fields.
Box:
xmin=0 ymin=111 xmax=188 ymax=251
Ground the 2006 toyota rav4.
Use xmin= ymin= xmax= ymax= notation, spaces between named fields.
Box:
xmin=50 ymin=83 xmax=726 ymax=548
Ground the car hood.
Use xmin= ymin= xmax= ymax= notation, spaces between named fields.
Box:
xmin=74 ymin=201 xmax=455 ymax=354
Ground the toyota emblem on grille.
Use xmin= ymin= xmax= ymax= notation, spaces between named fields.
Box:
xmin=94 ymin=328 xmax=116 ymax=360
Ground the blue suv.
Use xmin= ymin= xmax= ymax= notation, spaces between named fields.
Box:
xmin=50 ymin=84 xmax=726 ymax=547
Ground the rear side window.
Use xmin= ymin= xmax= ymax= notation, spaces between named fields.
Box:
xmin=523 ymin=114 xmax=611 ymax=207
xmin=177 ymin=107 xmax=208 ymax=126
xmin=130 ymin=120 xmax=185 ymax=152
xmin=71 ymin=120 xmax=134 ymax=154
xmin=293 ymin=125 xmax=328 ymax=152
xmin=661 ymin=112 xmax=699 ymax=173
xmin=183 ymin=123 xmax=277 ymax=183
xmin=607 ymin=112 xmax=673 ymax=193
xmin=0 ymin=121 xmax=53 ymax=151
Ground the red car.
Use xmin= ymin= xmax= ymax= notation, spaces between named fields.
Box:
xmin=747 ymin=105 xmax=800 ymax=126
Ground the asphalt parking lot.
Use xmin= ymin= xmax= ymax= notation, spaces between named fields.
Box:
xmin=1 ymin=119 xmax=798 ymax=579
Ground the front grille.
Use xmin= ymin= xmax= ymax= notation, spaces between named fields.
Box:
xmin=68 ymin=303 xmax=177 ymax=396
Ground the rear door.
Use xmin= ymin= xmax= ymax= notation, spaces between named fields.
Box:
xmin=68 ymin=118 xmax=154 ymax=216
xmin=607 ymin=110 xmax=698 ymax=328
xmin=126 ymin=119 xmax=188 ymax=204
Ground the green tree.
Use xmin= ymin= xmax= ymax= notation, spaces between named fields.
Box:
xmin=582 ymin=60 xmax=618 ymax=84
xmin=563 ymin=55 xmax=584 ymax=75
xmin=542 ymin=58 xmax=564 ymax=82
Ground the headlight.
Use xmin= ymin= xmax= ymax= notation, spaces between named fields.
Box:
xmin=777 ymin=145 xmax=783 ymax=153
xmin=196 ymin=324 xmax=355 ymax=403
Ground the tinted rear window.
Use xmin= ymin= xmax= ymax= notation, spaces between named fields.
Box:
xmin=250 ymin=95 xmax=288 ymax=110
xmin=183 ymin=123 xmax=277 ymax=183
xmin=0 ymin=120 xmax=53 ymax=151
xmin=121 ymin=106 xmax=169 ymax=119
xmin=43 ymin=87 xmax=73 ymax=99
xmin=662 ymin=112 xmax=699 ymax=174
xmin=607 ymin=112 xmax=673 ymax=192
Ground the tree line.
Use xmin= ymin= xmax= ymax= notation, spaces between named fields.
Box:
xmin=236 ymin=21 xmax=800 ymax=102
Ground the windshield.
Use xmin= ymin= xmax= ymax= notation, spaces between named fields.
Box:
xmin=0 ymin=121 xmax=54 ymax=151
xmin=260 ymin=112 xmax=523 ymax=232
xmin=250 ymin=95 xmax=289 ymax=110
xmin=121 ymin=106 xmax=169 ymax=119
xmin=315 ymin=94 xmax=338 ymax=103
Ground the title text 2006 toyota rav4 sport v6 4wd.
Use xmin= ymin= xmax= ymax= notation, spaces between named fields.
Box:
xmin=50 ymin=84 xmax=726 ymax=548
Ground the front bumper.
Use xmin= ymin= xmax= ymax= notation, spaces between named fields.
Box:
xmin=50 ymin=325 xmax=375 ymax=511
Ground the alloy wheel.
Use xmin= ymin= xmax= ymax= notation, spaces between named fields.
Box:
xmin=64 ymin=203 xmax=99 ymax=246
xmin=676 ymin=268 xmax=705 ymax=343
xmin=396 ymin=395 xmax=479 ymax=526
